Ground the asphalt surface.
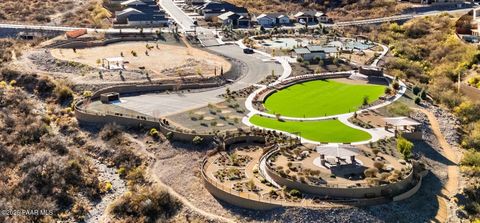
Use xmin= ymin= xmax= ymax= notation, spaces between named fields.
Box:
xmin=115 ymin=45 xmax=283 ymax=117
xmin=159 ymin=0 xmax=195 ymax=31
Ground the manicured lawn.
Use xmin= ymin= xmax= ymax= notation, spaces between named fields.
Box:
xmin=250 ymin=115 xmax=372 ymax=143
xmin=264 ymin=80 xmax=386 ymax=117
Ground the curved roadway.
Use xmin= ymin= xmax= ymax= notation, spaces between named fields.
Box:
xmin=115 ymin=45 xmax=283 ymax=117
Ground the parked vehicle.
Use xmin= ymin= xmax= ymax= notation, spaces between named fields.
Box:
xmin=243 ymin=48 xmax=254 ymax=54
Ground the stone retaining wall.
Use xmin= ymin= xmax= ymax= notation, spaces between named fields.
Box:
xmin=264 ymin=151 xmax=416 ymax=199
xmin=201 ymin=158 xmax=281 ymax=210
xmin=75 ymin=100 xmax=214 ymax=142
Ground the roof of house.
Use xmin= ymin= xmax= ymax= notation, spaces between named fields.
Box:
xmin=307 ymin=45 xmax=338 ymax=53
xmin=130 ymin=5 xmax=163 ymax=13
xmin=121 ymin=0 xmax=147 ymax=6
xmin=65 ymin=29 xmax=87 ymax=39
xmin=294 ymin=48 xmax=310 ymax=54
xmin=294 ymin=11 xmax=326 ymax=18
xmin=202 ymin=1 xmax=248 ymax=14
xmin=383 ymin=117 xmax=422 ymax=127
xmin=218 ymin=11 xmax=238 ymax=20
xmin=257 ymin=14 xmax=275 ymax=20
xmin=257 ymin=13 xmax=288 ymax=20
xmin=117 ymin=8 xmax=144 ymax=16
xmin=294 ymin=45 xmax=338 ymax=54
xmin=127 ymin=14 xmax=167 ymax=22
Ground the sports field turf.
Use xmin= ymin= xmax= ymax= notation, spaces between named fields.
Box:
xmin=249 ymin=115 xmax=372 ymax=143
xmin=264 ymin=80 xmax=386 ymax=117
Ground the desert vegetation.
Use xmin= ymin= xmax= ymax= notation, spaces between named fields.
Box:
xmin=341 ymin=14 xmax=480 ymax=221
xmin=0 ymin=68 xmax=101 ymax=222
xmin=0 ymin=0 xmax=111 ymax=28
xmin=226 ymin=0 xmax=410 ymax=21
xmin=0 ymin=64 xmax=185 ymax=222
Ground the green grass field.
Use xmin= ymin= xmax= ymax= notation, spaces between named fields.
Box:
xmin=250 ymin=115 xmax=372 ymax=143
xmin=264 ymin=80 xmax=386 ymax=117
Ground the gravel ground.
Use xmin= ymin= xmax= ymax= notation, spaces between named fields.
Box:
xmin=84 ymin=159 xmax=126 ymax=223
xmin=423 ymin=103 xmax=461 ymax=148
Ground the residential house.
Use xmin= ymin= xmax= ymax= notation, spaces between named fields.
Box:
xmin=294 ymin=45 xmax=338 ymax=61
xmin=316 ymin=12 xmax=329 ymax=23
xmin=127 ymin=14 xmax=169 ymax=27
xmin=116 ymin=8 xmax=144 ymax=23
xmin=217 ymin=11 xmax=250 ymax=27
xmin=120 ymin=0 xmax=156 ymax=7
xmin=185 ymin=0 xmax=206 ymax=5
xmin=200 ymin=1 xmax=248 ymax=21
xmin=256 ymin=13 xmax=289 ymax=27
xmin=114 ymin=0 xmax=169 ymax=27
xmin=294 ymin=11 xmax=329 ymax=24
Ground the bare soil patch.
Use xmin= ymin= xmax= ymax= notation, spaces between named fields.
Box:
xmin=50 ymin=41 xmax=231 ymax=81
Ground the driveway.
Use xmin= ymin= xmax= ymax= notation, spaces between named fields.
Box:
xmin=115 ymin=45 xmax=283 ymax=117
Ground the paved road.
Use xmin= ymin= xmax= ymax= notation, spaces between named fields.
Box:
xmin=159 ymin=0 xmax=195 ymax=31
xmin=331 ymin=7 xmax=472 ymax=27
xmin=115 ymin=45 xmax=283 ymax=117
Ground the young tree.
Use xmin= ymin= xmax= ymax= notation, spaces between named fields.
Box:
xmin=397 ymin=137 xmax=414 ymax=160
xmin=362 ymin=95 xmax=369 ymax=106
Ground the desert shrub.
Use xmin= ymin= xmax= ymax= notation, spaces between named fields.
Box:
xmin=192 ymin=136 xmax=203 ymax=145
xmin=149 ymin=128 xmax=160 ymax=139
xmin=54 ymin=83 xmax=73 ymax=104
xmin=392 ymin=81 xmax=400 ymax=90
xmin=463 ymin=121 xmax=480 ymax=149
xmin=100 ymin=123 xmax=123 ymax=141
xmin=364 ymin=168 xmax=378 ymax=178
xmin=415 ymin=97 xmax=421 ymax=104
xmin=385 ymin=87 xmax=392 ymax=95
xmin=413 ymin=86 xmax=422 ymax=95
xmin=111 ymin=185 xmax=181 ymax=222
xmin=454 ymin=102 xmax=480 ymax=124
xmin=461 ymin=149 xmax=480 ymax=172
xmin=289 ymin=189 xmax=301 ymax=198
xmin=386 ymin=101 xmax=411 ymax=116
xmin=126 ymin=167 xmax=146 ymax=186
xmin=112 ymin=147 xmax=143 ymax=174
xmin=373 ymin=161 xmax=384 ymax=170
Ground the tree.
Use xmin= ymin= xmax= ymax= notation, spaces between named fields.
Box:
xmin=362 ymin=95 xmax=369 ymax=106
xmin=392 ymin=81 xmax=400 ymax=90
xmin=413 ymin=86 xmax=422 ymax=95
xmin=397 ymin=137 xmax=414 ymax=160
xmin=385 ymin=87 xmax=393 ymax=95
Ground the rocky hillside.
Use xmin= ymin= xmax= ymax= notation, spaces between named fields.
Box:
xmin=226 ymin=0 xmax=410 ymax=21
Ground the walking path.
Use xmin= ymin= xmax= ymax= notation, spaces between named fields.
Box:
xmin=129 ymin=138 xmax=237 ymax=223
xmin=148 ymin=161 xmax=236 ymax=223
xmin=416 ymin=108 xmax=460 ymax=223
